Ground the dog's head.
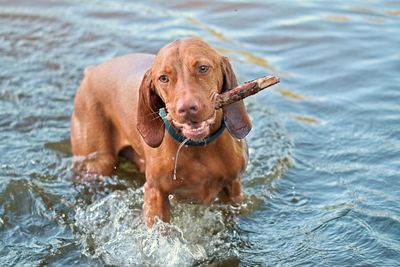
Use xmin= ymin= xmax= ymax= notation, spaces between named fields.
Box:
xmin=137 ymin=38 xmax=252 ymax=148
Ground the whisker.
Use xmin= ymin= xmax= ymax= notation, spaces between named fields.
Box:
xmin=142 ymin=110 xmax=159 ymax=119
xmin=157 ymin=119 xmax=166 ymax=132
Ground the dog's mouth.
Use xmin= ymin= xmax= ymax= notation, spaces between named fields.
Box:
xmin=171 ymin=113 xmax=216 ymax=140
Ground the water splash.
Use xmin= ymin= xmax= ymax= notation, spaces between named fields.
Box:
xmin=74 ymin=188 xmax=242 ymax=267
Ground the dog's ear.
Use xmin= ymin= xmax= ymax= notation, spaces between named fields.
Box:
xmin=137 ymin=69 xmax=165 ymax=147
xmin=221 ymin=56 xmax=252 ymax=139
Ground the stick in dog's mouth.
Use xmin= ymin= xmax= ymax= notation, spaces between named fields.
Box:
xmin=214 ymin=74 xmax=280 ymax=109
xmin=165 ymin=74 xmax=279 ymax=140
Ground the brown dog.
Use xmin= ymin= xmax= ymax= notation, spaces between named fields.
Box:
xmin=71 ymin=38 xmax=252 ymax=226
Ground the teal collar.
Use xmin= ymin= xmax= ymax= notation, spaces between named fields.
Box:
xmin=159 ymin=108 xmax=225 ymax=146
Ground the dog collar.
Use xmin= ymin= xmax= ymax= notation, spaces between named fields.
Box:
xmin=159 ymin=108 xmax=226 ymax=146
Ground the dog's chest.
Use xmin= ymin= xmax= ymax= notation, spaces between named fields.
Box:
xmin=166 ymin=144 xmax=246 ymax=204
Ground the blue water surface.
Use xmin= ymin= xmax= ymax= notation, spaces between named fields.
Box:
xmin=0 ymin=1 xmax=399 ymax=266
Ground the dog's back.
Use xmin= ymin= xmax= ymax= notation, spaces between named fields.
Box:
xmin=71 ymin=54 xmax=153 ymax=175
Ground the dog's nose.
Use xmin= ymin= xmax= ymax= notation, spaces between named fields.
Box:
xmin=176 ymin=98 xmax=200 ymax=119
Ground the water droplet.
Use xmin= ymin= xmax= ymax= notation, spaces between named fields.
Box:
xmin=168 ymin=194 xmax=174 ymax=200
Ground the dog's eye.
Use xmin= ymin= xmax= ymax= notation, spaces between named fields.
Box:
xmin=198 ymin=65 xmax=209 ymax=73
xmin=159 ymin=75 xmax=169 ymax=83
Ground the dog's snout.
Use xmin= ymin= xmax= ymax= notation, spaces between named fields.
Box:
xmin=176 ymin=98 xmax=200 ymax=119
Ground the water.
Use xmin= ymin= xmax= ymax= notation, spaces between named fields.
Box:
xmin=1 ymin=0 xmax=399 ymax=266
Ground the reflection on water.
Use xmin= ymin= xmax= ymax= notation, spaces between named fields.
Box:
xmin=1 ymin=0 xmax=400 ymax=266
xmin=273 ymin=87 xmax=306 ymax=101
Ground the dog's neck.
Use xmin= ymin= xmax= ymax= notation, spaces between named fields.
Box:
xmin=159 ymin=108 xmax=225 ymax=146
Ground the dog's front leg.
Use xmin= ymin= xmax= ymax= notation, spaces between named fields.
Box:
xmin=218 ymin=177 xmax=245 ymax=205
xmin=143 ymin=182 xmax=170 ymax=227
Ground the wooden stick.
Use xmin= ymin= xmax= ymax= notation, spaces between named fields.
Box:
xmin=214 ymin=75 xmax=280 ymax=109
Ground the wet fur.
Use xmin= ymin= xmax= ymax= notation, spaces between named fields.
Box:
xmin=71 ymin=38 xmax=252 ymax=226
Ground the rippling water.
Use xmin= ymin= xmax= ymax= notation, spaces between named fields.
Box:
xmin=1 ymin=0 xmax=400 ymax=266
